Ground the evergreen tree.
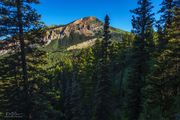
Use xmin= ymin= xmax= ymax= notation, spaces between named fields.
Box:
xmin=75 ymin=48 xmax=95 ymax=120
xmin=0 ymin=51 xmax=24 ymax=118
xmin=145 ymin=1 xmax=180 ymax=119
xmin=70 ymin=56 xmax=82 ymax=120
xmin=157 ymin=0 xmax=175 ymax=46
xmin=126 ymin=0 xmax=155 ymax=120
xmin=94 ymin=15 xmax=113 ymax=120
xmin=172 ymin=1 xmax=180 ymax=115
xmin=0 ymin=1 xmax=57 ymax=119
xmin=53 ymin=60 xmax=73 ymax=120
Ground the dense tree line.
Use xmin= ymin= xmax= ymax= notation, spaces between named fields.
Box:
xmin=0 ymin=0 xmax=179 ymax=120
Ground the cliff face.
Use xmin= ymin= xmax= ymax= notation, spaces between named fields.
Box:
xmin=0 ymin=16 xmax=128 ymax=55
xmin=0 ymin=16 xmax=103 ymax=54
xmin=44 ymin=16 xmax=103 ymax=44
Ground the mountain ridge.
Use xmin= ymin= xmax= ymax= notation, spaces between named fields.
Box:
xmin=43 ymin=16 xmax=129 ymax=46
xmin=43 ymin=16 xmax=103 ymax=44
xmin=0 ymin=16 xmax=129 ymax=54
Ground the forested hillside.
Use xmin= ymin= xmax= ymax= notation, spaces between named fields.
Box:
xmin=0 ymin=0 xmax=179 ymax=120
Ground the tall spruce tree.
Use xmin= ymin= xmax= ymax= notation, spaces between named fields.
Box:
xmin=126 ymin=0 xmax=155 ymax=120
xmin=94 ymin=15 xmax=112 ymax=120
xmin=145 ymin=0 xmax=180 ymax=119
xmin=53 ymin=60 xmax=73 ymax=120
xmin=157 ymin=0 xmax=175 ymax=47
xmin=0 ymin=0 xmax=46 ymax=119
xmin=172 ymin=0 xmax=180 ymax=106
xmin=76 ymin=48 xmax=95 ymax=120
xmin=70 ymin=56 xmax=82 ymax=120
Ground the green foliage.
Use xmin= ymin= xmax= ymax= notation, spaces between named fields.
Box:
xmin=93 ymin=15 xmax=113 ymax=120
xmin=125 ymin=0 xmax=155 ymax=120
xmin=0 ymin=0 xmax=179 ymax=120
xmin=143 ymin=1 xmax=180 ymax=120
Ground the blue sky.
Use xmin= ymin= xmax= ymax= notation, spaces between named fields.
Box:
xmin=34 ymin=0 xmax=162 ymax=31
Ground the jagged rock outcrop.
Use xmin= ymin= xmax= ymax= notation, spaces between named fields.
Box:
xmin=43 ymin=16 xmax=103 ymax=44
xmin=0 ymin=16 xmax=103 ymax=55
xmin=0 ymin=16 xmax=128 ymax=55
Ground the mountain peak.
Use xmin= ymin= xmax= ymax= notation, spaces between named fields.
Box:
xmin=81 ymin=16 xmax=99 ymax=22
xmin=44 ymin=17 xmax=103 ymax=43
xmin=72 ymin=16 xmax=101 ymax=25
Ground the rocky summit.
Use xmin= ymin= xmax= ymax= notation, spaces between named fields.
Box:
xmin=43 ymin=16 xmax=103 ymax=44
xmin=0 ymin=16 xmax=126 ymax=54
